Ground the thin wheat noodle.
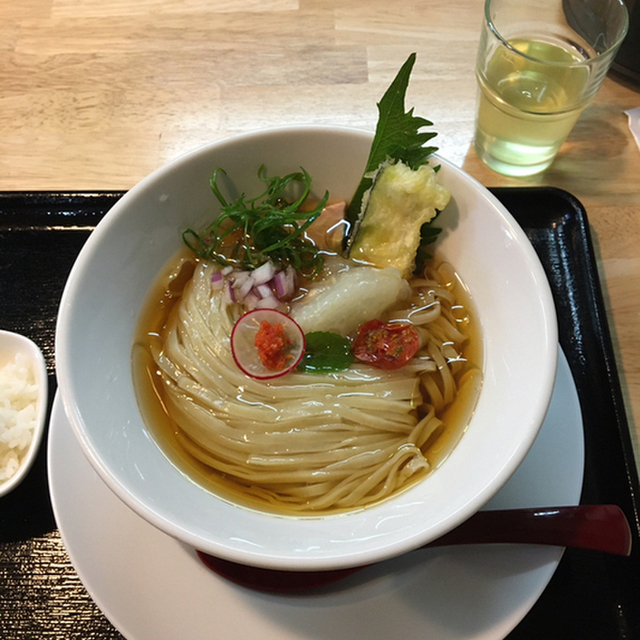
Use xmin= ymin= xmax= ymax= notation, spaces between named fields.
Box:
xmin=144 ymin=258 xmax=478 ymax=513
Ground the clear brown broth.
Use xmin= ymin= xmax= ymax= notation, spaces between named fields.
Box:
xmin=132 ymin=248 xmax=483 ymax=515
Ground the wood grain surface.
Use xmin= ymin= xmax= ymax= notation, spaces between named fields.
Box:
xmin=1 ymin=0 xmax=639 ymax=462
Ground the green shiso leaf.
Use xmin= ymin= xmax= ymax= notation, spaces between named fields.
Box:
xmin=345 ymin=52 xmax=439 ymax=227
xmin=297 ymin=332 xmax=354 ymax=373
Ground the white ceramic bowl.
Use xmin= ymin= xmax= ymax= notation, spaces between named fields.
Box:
xmin=55 ymin=126 xmax=557 ymax=571
xmin=0 ymin=330 xmax=48 ymax=497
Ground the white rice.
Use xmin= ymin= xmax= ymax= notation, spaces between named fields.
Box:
xmin=0 ymin=352 xmax=38 ymax=483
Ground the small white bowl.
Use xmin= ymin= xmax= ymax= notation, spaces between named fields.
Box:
xmin=55 ymin=126 xmax=558 ymax=571
xmin=0 ymin=330 xmax=48 ymax=497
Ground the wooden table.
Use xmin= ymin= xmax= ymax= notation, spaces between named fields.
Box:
xmin=1 ymin=3 xmax=638 ymax=464
xmin=4 ymin=1 xmax=638 ymax=457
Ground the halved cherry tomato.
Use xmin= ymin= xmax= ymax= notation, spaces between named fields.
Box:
xmin=352 ymin=319 xmax=420 ymax=370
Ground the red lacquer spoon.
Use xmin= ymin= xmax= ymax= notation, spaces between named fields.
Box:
xmin=197 ymin=504 xmax=632 ymax=593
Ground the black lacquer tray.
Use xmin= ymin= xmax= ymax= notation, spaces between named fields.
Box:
xmin=0 ymin=188 xmax=638 ymax=639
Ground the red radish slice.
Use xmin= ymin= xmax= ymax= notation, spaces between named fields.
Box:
xmin=231 ymin=309 xmax=305 ymax=380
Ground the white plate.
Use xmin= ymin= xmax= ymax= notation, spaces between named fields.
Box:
xmin=49 ymin=347 xmax=583 ymax=640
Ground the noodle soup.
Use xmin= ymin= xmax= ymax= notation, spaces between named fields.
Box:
xmin=132 ymin=248 xmax=482 ymax=516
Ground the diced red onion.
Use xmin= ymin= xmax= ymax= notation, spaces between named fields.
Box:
xmin=217 ymin=260 xmax=299 ymax=312
xmin=232 ymin=270 xmax=251 ymax=289
xmin=256 ymin=283 xmax=273 ymax=299
xmin=251 ymin=260 xmax=276 ymax=285
xmin=256 ymin=294 xmax=280 ymax=309
xmin=236 ymin=276 xmax=255 ymax=301
xmin=224 ymin=281 xmax=236 ymax=304
xmin=211 ymin=271 xmax=224 ymax=290
xmin=273 ymin=266 xmax=296 ymax=300
xmin=243 ymin=291 xmax=260 ymax=311
xmin=273 ymin=272 xmax=287 ymax=298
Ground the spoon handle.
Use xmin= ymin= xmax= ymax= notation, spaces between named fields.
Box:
xmin=197 ymin=504 xmax=633 ymax=593
xmin=428 ymin=504 xmax=632 ymax=556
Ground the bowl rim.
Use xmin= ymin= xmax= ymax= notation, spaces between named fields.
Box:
xmin=0 ymin=329 xmax=48 ymax=497
xmin=55 ymin=125 xmax=558 ymax=570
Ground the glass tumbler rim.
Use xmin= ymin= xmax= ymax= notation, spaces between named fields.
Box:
xmin=483 ymin=0 xmax=630 ymax=67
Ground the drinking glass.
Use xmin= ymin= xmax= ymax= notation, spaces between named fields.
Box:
xmin=474 ymin=0 xmax=629 ymax=176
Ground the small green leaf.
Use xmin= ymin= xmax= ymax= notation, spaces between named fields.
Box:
xmin=297 ymin=332 xmax=354 ymax=373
